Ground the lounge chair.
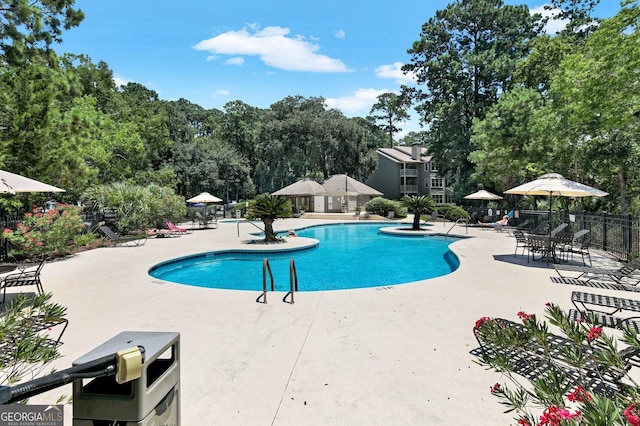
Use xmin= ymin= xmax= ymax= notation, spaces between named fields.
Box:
xmin=473 ymin=316 xmax=639 ymax=395
xmin=570 ymin=290 xmax=640 ymax=334
xmin=554 ymin=258 xmax=640 ymax=285
xmin=166 ymin=221 xmax=191 ymax=235
xmin=550 ymin=275 xmax=640 ymax=294
xmin=96 ymin=225 xmax=147 ymax=247
xmin=1 ymin=257 xmax=46 ymax=303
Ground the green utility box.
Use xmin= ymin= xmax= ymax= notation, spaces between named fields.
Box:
xmin=73 ymin=331 xmax=180 ymax=425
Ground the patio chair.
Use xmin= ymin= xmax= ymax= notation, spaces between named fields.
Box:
xmin=550 ymin=223 xmax=569 ymax=237
xmin=513 ymin=229 xmax=533 ymax=257
xmin=1 ymin=257 xmax=46 ymax=303
xmin=196 ymin=212 xmax=218 ymax=228
xmin=553 ymin=257 xmax=640 ymax=285
xmin=530 ymin=220 xmax=550 ymax=235
xmin=562 ymin=236 xmax=592 ymax=266
xmin=166 ymin=221 xmax=191 ymax=235
xmin=96 ymin=225 xmax=147 ymax=247
xmin=386 ymin=211 xmax=395 ymax=220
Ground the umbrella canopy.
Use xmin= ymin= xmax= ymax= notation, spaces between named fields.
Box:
xmin=0 ymin=169 xmax=64 ymax=194
xmin=463 ymin=189 xmax=503 ymax=200
xmin=504 ymin=173 xmax=608 ymax=198
xmin=505 ymin=173 xmax=608 ymax=222
xmin=186 ymin=192 xmax=223 ymax=203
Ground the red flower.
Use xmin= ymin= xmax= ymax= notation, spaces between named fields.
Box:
xmin=3 ymin=228 xmax=11 ymax=234
xmin=475 ymin=316 xmax=492 ymax=329
xmin=567 ymin=386 xmax=591 ymax=403
xmin=625 ymin=404 xmax=640 ymax=426
xmin=586 ymin=326 xmax=603 ymax=342
xmin=517 ymin=419 xmax=531 ymax=426
xmin=517 ymin=311 xmax=533 ymax=322
xmin=545 ymin=302 xmax=554 ymax=307
xmin=490 ymin=383 xmax=500 ymax=394
xmin=539 ymin=406 xmax=580 ymax=425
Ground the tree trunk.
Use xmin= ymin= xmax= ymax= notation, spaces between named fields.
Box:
xmin=618 ymin=169 xmax=628 ymax=215
xmin=263 ymin=218 xmax=277 ymax=242
xmin=412 ymin=208 xmax=422 ymax=230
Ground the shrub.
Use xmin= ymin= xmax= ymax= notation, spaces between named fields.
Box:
xmin=81 ymin=183 xmax=186 ymax=233
xmin=0 ymin=293 xmax=70 ymax=403
xmin=365 ymin=197 xmax=406 ymax=217
xmin=3 ymin=204 xmax=85 ymax=260
xmin=436 ymin=205 xmax=469 ymax=221
xmin=474 ymin=303 xmax=640 ymax=425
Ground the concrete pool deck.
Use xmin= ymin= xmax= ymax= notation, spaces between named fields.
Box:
xmin=24 ymin=216 xmax=622 ymax=424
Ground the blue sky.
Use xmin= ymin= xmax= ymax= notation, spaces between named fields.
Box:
xmin=56 ymin=0 xmax=620 ymax=136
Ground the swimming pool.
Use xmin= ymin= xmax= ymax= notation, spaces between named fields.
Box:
xmin=148 ymin=223 xmax=460 ymax=291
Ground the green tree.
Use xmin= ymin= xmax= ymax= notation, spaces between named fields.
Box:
xmin=403 ymin=0 xmax=541 ymax=198
xmin=401 ymin=195 xmax=436 ymax=230
xmin=249 ymin=194 xmax=291 ymax=243
xmin=469 ymin=87 xmax=548 ymax=192
xmin=549 ymin=1 xmax=640 ymax=214
xmin=369 ymin=92 xmax=410 ymax=147
xmin=0 ymin=0 xmax=84 ymax=66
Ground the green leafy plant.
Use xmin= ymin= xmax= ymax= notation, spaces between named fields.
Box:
xmin=401 ymin=195 xmax=436 ymax=230
xmin=81 ymin=182 xmax=186 ymax=233
xmin=474 ymin=303 xmax=640 ymax=425
xmin=247 ymin=194 xmax=291 ymax=242
xmin=0 ymin=294 xmax=66 ymax=389
xmin=3 ymin=203 xmax=85 ymax=260
xmin=364 ymin=197 xmax=406 ymax=218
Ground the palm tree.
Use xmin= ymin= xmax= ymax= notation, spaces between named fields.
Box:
xmin=250 ymin=194 xmax=292 ymax=242
xmin=401 ymin=195 xmax=436 ymax=230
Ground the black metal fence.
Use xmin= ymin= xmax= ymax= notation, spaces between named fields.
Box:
xmin=3 ymin=209 xmax=640 ymax=262
xmin=473 ymin=208 xmax=640 ymax=262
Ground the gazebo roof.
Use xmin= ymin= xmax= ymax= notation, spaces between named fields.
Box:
xmin=272 ymin=178 xmax=325 ymax=196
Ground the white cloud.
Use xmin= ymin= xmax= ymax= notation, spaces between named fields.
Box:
xmin=225 ymin=57 xmax=245 ymax=66
xmin=113 ymin=75 xmax=131 ymax=87
xmin=325 ymin=88 xmax=388 ymax=115
xmin=210 ymin=89 xmax=231 ymax=98
xmin=194 ymin=24 xmax=351 ymax=72
xmin=334 ymin=29 xmax=346 ymax=39
xmin=375 ymin=62 xmax=416 ymax=85
xmin=530 ymin=5 xmax=569 ymax=34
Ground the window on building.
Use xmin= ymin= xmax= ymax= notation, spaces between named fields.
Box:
xmin=430 ymin=163 xmax=438 ymax=172
xmin=432 ymin=194 xmax=443 ymax=204
xmin=431 ymin=177 xmax=443 ymax=188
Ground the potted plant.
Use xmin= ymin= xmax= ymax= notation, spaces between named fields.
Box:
xmin=300 ymin=204 xmax=307 ymax=214
xmin=354 ymin=206 xmax=361 ymax=216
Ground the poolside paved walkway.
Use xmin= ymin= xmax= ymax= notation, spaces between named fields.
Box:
xmin=21 ymin=217 xmax=623 ymax=425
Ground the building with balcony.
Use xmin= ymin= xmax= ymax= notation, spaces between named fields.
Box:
xmin=365 ymin=143 xmax=452 ymax=204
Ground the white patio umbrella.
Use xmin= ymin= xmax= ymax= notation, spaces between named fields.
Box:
xmin=464 ymin=189 xmax=503 ymax=211
xmin=504 ymin=173 xmax=608 ymax=219
xmin=0 ymin=169 xmax=65 ymax=194
xmin=186 ymin=192 xmax=223 ymax=203
xmin=463 ymin=189 xmax=503 ymax=201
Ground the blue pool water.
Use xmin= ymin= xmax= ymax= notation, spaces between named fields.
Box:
xmin=148 ymin=223 xmax=460 ymax=291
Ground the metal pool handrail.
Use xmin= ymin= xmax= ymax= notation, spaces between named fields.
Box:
xmin=237 ymin=219 xmax=265 ymax=237
xmin=283 ymin=259 xmax=298 ymax=304
xmin=256 ymin=258 xmax=274 ymax=304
